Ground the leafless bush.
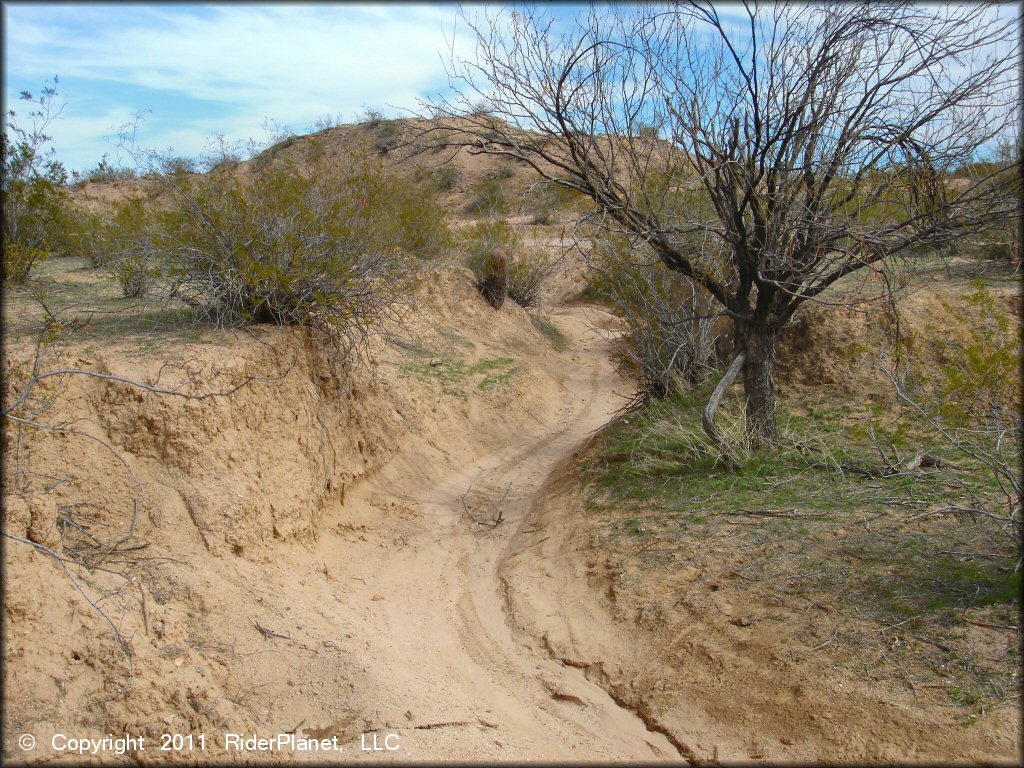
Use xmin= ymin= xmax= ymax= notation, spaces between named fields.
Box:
xmin=880 ymin=286 xmax=1022 ymax=570
xmin=590 ymin=233 xmax=724 ymax=400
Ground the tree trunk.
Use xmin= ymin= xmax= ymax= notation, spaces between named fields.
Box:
xmin=702 ymin=350 xmax=746 ymax=468
xmin=738 ymin=324 xmax=779 ymax=447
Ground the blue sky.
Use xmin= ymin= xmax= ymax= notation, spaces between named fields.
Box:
xmin=3 ymin=2 xmax=484 ymax=173
xmin=3 ymin=2 xmax=1020 ymax=175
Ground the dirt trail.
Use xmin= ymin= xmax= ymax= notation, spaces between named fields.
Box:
xmin=319 ymin=306 xmax=681 ymax=762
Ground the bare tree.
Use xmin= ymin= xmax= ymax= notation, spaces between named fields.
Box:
xmin=421 ymin=1 xmax=1020 ymax=447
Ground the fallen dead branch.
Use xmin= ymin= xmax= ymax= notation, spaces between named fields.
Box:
xmin=702 ymin=351 xmax=745 ymax=469
xmin=960 ymin=614 xmax=1019 ymax=632
xmin=459 ymin=483 xmax=511 ymax=529
xmin=252 ymin=619 xmax=291 ymax=640
xmin=3 ymin=532 xmax=133 ymax=662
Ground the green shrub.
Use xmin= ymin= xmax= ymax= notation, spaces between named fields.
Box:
xmin=462 ymin=219 xmax=518 ymax=274
xmin=80 ymin=198 xmax=152 ymax=268
xmin=148 ymin=155 xmax=427 ymax=357
xmin=506 ymin=249 xmax=554 ymax=308
xmin=159 ymin=156 xmax=196 ymax=176
xmin=464 ymin=176 xmax=509 ymax=216
xmin=112 ymin=255 xmax=158 ymax=299
xmin=433 ymin=166 xmax=460 ymax=192
xmin=358 ymin=108 xmax=386 ymax=128
xmin=525 ymin=179 xmax=583 ymax=224
xmin=2 ymin=78 xmax=69 ymax=282
xmin=389 ymin=187 xmax=451 ymax=259
xmin=79 ymin=155 xmax=138 ymax=184
xmin=3 ymin=243 xmax=48 ymax=285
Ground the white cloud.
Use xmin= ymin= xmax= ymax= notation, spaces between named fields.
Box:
xmin=4 ymin=3 xmax=474 ymax=170
xmin=7 ymin=2 xmax=1016 ymax=172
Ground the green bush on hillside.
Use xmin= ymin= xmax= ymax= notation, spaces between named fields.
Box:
xmin=464 ymin=176 xmax=510 ymax=216
xmin=524 ymin=179 xmax=583 ymax=224
xmin=148 ymin=154 xmax=446 ymax=357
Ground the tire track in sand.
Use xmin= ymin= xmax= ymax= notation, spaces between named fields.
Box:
xmin=335 ymin=307 xmax=687 ymax=762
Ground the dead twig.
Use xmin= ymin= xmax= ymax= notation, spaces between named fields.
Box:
xmin=459 ymin=483 xmax=511 ymax=529
xmin=252 ymin=619 xmax=291 ymax=640
xmin=960 ymin=614 xmax=1019 ymax=632
xmin=4 ymin=533 xmax=133 ymax=662
xmin=810 ymin=627 xmax=840 ymax=652
xmin=138 ymin=581 xmax=150 ymax=636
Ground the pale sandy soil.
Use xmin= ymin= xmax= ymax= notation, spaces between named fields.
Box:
xmin=4 ymin=121 xmax=1020 ymax=763
xmin=8 ymin=280 xmax=1016 ymax=763
xmin=302 ymin=305 xmax=682 ymax=761
xmin=2 ymin=269 xmax=682 ymax=762
xmin=503 ymin=467 xmax=1021 ymax=763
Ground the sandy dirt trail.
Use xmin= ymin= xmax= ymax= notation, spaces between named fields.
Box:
xmin=323 ymin=306 xmax=682 ymax=762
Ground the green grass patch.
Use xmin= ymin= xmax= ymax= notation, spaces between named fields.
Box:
xmin=398 ymin=350 xmax=519 ymax=398
xmin=585 ymin=387 xmax=1019 ymax=619
xmin=591 ymin=390 xmax=999 ymax=517
xmin=580 ymin=388 xmax=1019 ymax=711
xmin=530 ymin=314 xmax=570 ymax=351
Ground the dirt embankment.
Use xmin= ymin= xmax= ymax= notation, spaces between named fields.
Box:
xmin=499 ymin=280 xmax=1022 ymax=764
xmin=4 ymin=270 xmax=649 ymax=762
xmin=501 ymin=465 xmax=1020 ymax=763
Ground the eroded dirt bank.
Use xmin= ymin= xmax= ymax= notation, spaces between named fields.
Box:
xmin=3 ymin=270 xmax=683 ymax=762
xmin=501 ymin=448 xmax=1021 ymax=764
xmin=304 ymin=305 xmax=681 ymax=761
xmin=7 ymin=263 xmax=1018 ymax=763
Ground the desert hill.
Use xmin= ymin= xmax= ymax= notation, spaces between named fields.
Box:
xmin=3 ymin=116 xmax=1020 ymax=763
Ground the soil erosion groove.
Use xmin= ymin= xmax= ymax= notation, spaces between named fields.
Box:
xmin=335 ymin=306 xmax=687 ymax=762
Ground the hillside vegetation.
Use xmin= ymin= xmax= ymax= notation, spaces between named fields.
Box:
xmin=2 ymin=111 xmax=1020 ymax=762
